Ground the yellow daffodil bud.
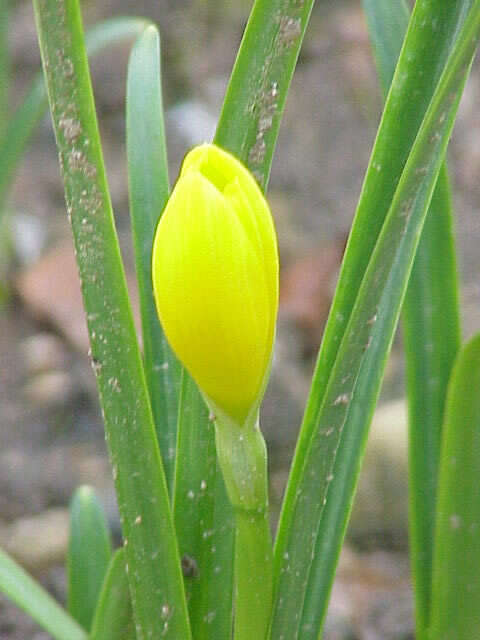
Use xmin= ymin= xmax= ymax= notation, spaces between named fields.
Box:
xmin=152 ymin=143 xmax=278 ymax=424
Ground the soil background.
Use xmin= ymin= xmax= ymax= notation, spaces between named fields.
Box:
xmin=1 ymin=1 xmax=480 ymax=638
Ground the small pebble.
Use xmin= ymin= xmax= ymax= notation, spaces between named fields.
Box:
xmin=23 ymin=371 xmax=75 ymax=409
xmin=21 ymin=333 xmax=68 ymax=375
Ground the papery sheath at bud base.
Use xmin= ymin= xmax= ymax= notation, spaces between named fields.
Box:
xmin=152 ymin=143 xmax=278 ymax=424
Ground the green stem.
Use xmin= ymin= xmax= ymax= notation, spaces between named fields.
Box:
xmin=214 ymin=413 xmax=272 ymax=640
xmin=234 ymin=510 xmax=272 ymax=640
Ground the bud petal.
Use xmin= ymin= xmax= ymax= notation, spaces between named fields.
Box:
xmin=152 ymin=144 xmax=278 ymax=423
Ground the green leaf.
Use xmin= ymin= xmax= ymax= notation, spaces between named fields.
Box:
xmin=429 ymin=334 xmax=480 ymax=639
xmin=0 ymin=546 xmax=86 ymax=640
xmin=127 ymin=28 xmax=236 ymax=636
xmin=403 ymin=166 xmax=461 ymax=636
xmin=271 ymin=3 xmax=480 ymax=638
xmin=126 ymin=23 xmax=180 ymax=494
xmin=173 ymin=373 xmax=235 ymax=640
xmin=32 ymin=2 xmax=190 ymax=638
xmin=90 ymin=549 xmax=134 ymax=640
xmin=67 ymin=486 xmax=112 ymax=631
xmin=0 ymin=76 xmax=44 ymax=214
xmin=206 ymin=470 xmax=235 ymax=637
xmin=362 ymin=0 xmax=409 ymax=93
xmin=0 ymin=17 xmax=151 ymax=217
xmin=214 ymin=0 xmax=316 ymax=189
xmin=363 ymin=1 xmax=462 ymax=634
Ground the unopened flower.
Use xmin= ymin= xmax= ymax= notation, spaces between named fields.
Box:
xmin=152 ymin=144 xmax=278 ymax=423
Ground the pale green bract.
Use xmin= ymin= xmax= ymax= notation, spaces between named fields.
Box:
xmin=152 ymin=143 xmax=279 ymax=424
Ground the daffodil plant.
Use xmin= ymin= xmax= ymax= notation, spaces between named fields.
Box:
xmin=0 ymin=0 xmax=480 ymax=639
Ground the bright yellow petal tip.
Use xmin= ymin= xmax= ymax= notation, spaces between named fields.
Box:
xmin=152 ymin=143 xmax=279 ymax=423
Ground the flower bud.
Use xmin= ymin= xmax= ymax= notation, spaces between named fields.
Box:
xmin=152 ymin=144 xmax=278 ymax=423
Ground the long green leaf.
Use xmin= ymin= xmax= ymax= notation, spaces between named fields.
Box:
xmin=0 ymin=16 xmax=151 ymax=216
xmin=271 ymin=3 xmax=480 ymax=638
xmin=32 ymin=2 xmax=190 ymax=637
xmin=214 ymin=0 xmax=315 ymax=188
xmin=173 ymin=373 xmax=235 ymax=640
xmin=363 ymin=1 xmax=462 ymax=634
xmin=403 ymin=166 xmax=461 ymax=637
xmin=288 ymin=1 xmax=476 ymax=469
xmin=90 ymin=549 xmax=134 ymax=640
xmin=206 ymin=469 xmax=236 ymax=637
xmin=126 ymin=23 xmax=180 ymax=494
xmin=0 ymin=547 xmax=87 ymax=640
xmin=429 ymin=334 xmax=480 ymax=639
xmin=362 ymin=0 xmax=409 ymax=93
xmin=127 ymin=24 xmax=236 ymax=638
xmin=67 ymin=486 xmax=112 ymax=631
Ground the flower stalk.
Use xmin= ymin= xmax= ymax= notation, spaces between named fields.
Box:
xmin=214 ymin=410 xmax=273 ymax=640
xmin=152 ymin=143 xmax=278 ymax=639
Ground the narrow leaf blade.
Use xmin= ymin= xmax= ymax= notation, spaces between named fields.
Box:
xmin=127 ymin=26 xmax=236 ymax=636
xmin=362 ymin=0 xmax=409 ymax=92
xmin=126 ymin=23 xmax=180 ymax=494
xmin=363 ymin=0 xmax=462 ymax=633
xmin=67 ymin=486 xmax=112 ymax=631
xmin=32 ymin=2 xmax=190 ymax=637
xmin=0 ymin=547 xmax=87 ymax=640
xmin=173 ymin=373 xmax=235 ymax=639
xmin=430 ymin=334 xmax=480 ymax=639
xmin=90 ymin=548 xmax=134 ymax=640
xmin=215 ymin=0 xmax=315 ymax=188
xmin=403 ymin=165 xmax=461 ymax=635
xmin=286 ymin=0 xmax=476 ymax=466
